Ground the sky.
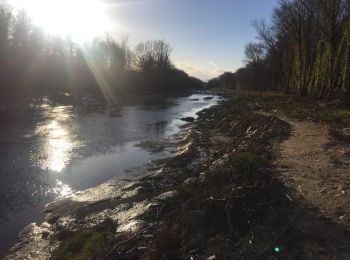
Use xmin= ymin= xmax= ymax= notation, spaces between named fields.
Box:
xmin=9 ymin=0 xmax=280 ymax=81
xmin=105 ymin=0 xmax=279 ymax=81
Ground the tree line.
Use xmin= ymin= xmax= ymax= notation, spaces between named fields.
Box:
xmin=0 ymin=4 xmax=203 ymax=104
xmin=209 ymin=0 xmax=350 ymax=98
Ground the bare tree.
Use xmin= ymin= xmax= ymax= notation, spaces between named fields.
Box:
xmin=135 ymin=40 xmax=172 ymax=73
xmin=0 ymin=4 xmax=12 ymax=50
xmin=12 ymin=9 xmax=32 ymax=48
xmin=244 ymin=42 xmax=265 ymax=65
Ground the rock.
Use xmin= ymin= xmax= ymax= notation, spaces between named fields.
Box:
xmin=207 ymin=255 xmax=216 ymax=260
xmin=154 ymin=190 xmax=178 ymax=202
xmin=41 ymin=222 xmax=51 ymax=229
xmin=180 ymin=117 xmax=195 ymax=122
xmin=204 ymin=97 xmax=213 ymax=101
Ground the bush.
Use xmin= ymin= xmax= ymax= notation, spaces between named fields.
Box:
xmin=52 ymin=219 xmax=116 ymax=260
xmin=229 ymin=152 xmax=262 ymax=180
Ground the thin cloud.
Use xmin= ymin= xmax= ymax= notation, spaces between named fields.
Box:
xmin=174 ymin=60 xmax=229 ymax=82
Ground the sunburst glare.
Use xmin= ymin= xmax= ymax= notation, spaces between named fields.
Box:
xmin=10 ymin=0 xmax=111 ymax=43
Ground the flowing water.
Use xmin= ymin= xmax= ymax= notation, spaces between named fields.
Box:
xmin=0 ymin=92 xmax=221 ymax=257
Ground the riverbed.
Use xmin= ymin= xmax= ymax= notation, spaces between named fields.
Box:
xmin=0 ymin=92 xmax=221 ymax=257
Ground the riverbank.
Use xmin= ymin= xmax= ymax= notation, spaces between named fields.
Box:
xmin=6 ymin=91 xmax=350 ymax=259
xmin=0 ymin=92 xmax=221 ymax=258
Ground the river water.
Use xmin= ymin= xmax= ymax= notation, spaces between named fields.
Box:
xmin=0 ymin=92 xmax=221 ymax=257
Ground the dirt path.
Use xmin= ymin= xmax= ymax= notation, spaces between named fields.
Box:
xmin=259 ymin=112 xmax=350 ymax=259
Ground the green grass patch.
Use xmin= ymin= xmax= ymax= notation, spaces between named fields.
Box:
xmin=229 ymin=152 xmax=262 ymax=180
xmin=233 ymin=91 xmax=350 ymax=128
xmin=51 ymin=219 xmax=116 ymax=260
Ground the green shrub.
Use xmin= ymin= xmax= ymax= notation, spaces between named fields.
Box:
xmin=52 ymin=219 xmax=116 ymax=260
xmin=229 ymin=152 xmax=262 ymax=180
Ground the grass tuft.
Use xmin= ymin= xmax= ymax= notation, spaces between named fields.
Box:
xmin=229 ymin=152 xmax=262 ymax=180
xmin=52 ymin=219 xmax=116 ymax=260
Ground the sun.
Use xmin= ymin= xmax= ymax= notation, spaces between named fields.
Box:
xmin=10 ymin=0 xmax=110 ymax=43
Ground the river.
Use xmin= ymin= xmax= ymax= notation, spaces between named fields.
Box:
xmin=0 ymin=92 xmax=221 ymax=257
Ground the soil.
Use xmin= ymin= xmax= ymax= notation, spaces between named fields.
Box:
xmin=144 ymin=96 xmax=350 ymax=259
xmin=142 ymin=97 xmax=350 ymax=259
xmin=6 ymin=93 xmax=350 ymax=259
xmin=259 ymin=111 xmax=350 ymax=259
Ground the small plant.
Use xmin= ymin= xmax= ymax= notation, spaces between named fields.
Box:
xmin=229 ymin=152 xmax=262 ymax=180
xmin=52 ymin=219 xmax=116 ymax=260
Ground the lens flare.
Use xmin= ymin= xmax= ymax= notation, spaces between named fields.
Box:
xmin=9 ymin=0 xmax=110 ymax=43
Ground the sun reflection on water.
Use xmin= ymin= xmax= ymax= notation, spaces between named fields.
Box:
xmin=52 ymin=180 xmax=73 ymax=197
xmin=45 ymin=120 xmax=73 ymax=172
xmin=32 ymin=104 xmax=81 ymax=198
xmin=34 ymin=105 xmax=79 ymax=173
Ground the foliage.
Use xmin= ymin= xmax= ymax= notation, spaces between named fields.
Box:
xmin=229 ymin=151 xmax=262 ymax=179
xmin=207 ymin=71 xmax=236 ymax=89
xmin=51 ymin=219 xmax=116 ymax=260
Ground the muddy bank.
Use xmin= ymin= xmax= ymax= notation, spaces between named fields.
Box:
xmin=0 ymin=92 xmax=223 ymax=258
xmin=9 ymin=93 xmax=341 ymax=259
xmin=5 ymin=121 xmax=200 ymax=259
xmin=5 ymin=95 xmax=292 ymax=259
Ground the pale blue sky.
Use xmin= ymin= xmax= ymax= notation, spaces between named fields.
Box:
xmin=105 ymin=0 xmax=279 ymax=80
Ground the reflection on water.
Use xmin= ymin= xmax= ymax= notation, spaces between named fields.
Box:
xmin=33 ymin=105 xmax=79 ymax=200
xmin=52 ymin=180 xmax=73 ymax=197
xmin=147 ymin=120 xmax=168 ymax=136
xmin=0 ymin=92 xmax=222 ymax=257
xmin=40 ymin=120 xmax=72 ymax=172
xmin=34 ymin=106 xmax=79 ymax=173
